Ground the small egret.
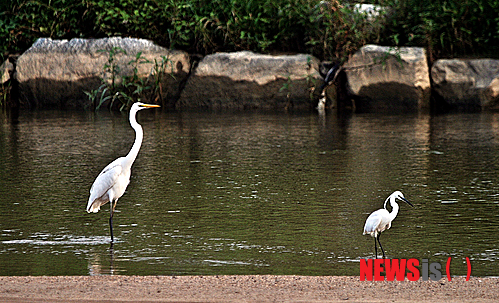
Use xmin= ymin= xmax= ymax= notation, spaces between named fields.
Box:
xmin=87 ymin=102 xmax=160 ymax=243
xmin=363 ymin=191 xmax=413 ymax=259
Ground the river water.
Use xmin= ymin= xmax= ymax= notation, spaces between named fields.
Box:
xmin=1 ymin=109 xmax=499 ymax=276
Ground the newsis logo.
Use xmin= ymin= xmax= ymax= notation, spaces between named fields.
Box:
xmin=360 ymin=257 xmax=471 ymax=281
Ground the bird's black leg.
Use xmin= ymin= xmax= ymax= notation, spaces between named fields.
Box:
xmin=109 ymin=201 xmax=115 ymax=244
xmin=374 ymin=236 xmax=378 ymax=259
xmin=377 ymin=234 xmax=385 ymax=259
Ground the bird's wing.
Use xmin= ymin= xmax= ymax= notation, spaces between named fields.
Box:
xmin=87 ymin=158 xmax=123 ymax=212
xmin=363 ymin=210 xmax=384 ymax=235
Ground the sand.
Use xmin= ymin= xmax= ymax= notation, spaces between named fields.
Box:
xmin=0 ymin=275 xmax=498 ymax=302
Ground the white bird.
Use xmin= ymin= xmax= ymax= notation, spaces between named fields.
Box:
xmin=87 ymin=102 xmax=160 ymax=243
xmin=363 ymin=191 xmax=413 ymax=259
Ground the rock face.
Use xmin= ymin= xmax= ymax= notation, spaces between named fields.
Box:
xmin=177 ymin=51 xmax=322 ymax=110
xmin=343 ymin=45 xmax=430 ymax=112
xmin=17 ymin=38 xmax=499 ymax=112
xmin=431 ymin=59 xmax=499 ymax=110
xmin=1 ymin=59 xmax=14 ymax=84
xmin=15 ymin=37 xmax=190 ymax=109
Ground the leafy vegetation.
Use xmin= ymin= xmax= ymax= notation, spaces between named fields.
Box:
xmin=3 ymin=0 xmax=499 ymax=62
xmin=381 ymin=0 xmax=499 ymax=60
xmin=84 ymin=46 xmax=174 ymax=110
xmin=2 ymin=0 xmax=499 ymax=107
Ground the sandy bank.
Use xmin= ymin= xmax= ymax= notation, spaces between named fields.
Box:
xmin=0 ymin=275 xmax=497 ymax=302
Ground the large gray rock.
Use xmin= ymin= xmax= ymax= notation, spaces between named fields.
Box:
xmin=15 ymin=37 xmax=190 ymax=109
xmin=484 ymin=78 xmax=499 ymax=109
xmin=177 ymin=51 xmax=322 ymax=110
xmin=431 ymin=59 xmax=499 ymax=110
xmin=343 ymin=45 xmax=430 ymax=112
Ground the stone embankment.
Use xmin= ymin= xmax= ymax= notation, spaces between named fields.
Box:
xmin=3 ymin=37 xmax=499 ymax=112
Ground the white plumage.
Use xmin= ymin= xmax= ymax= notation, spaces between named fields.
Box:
xmin=363 ymin=191 xmax=413 ymax=258
xmin=87 ymin=158 xmax=128 ymax=213
xmin=87 ymin=102 xmax=160 ymax=243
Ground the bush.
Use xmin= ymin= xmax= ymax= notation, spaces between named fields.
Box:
xmin=0 ymin=0 xmax=96 ymax=55
xmin=380 ymin=0 xmax=499 ymax=60
xmin=1 ymin=0 xmax=499 ymax=61
xmin=0 ymin=0 xmax=387 ymax=62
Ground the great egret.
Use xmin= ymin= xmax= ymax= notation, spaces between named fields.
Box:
xmin=87 ymin=102 xmax=160 ymax=243
xmin=363 ymin=191 xmax=413 ymax=259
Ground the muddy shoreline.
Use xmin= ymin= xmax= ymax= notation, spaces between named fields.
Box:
xmin=0 ymin=275 xmax=498 ymax=302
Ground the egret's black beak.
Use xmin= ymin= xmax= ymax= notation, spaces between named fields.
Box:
xmin=400 ymin=197 xmax=414 ymax=207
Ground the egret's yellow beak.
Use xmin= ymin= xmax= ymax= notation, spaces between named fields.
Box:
xmin=140 ymin=104 xmax=161 ymax=108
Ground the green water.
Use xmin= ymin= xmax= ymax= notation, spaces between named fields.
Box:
xmin=1 ymin=109 xmax=498 ymax=276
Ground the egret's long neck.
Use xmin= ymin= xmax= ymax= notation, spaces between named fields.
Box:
xmin=124 ymin=110 xmax=143 ymax=169
xmin=388 ymin=198 xmax=399 ymax=221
